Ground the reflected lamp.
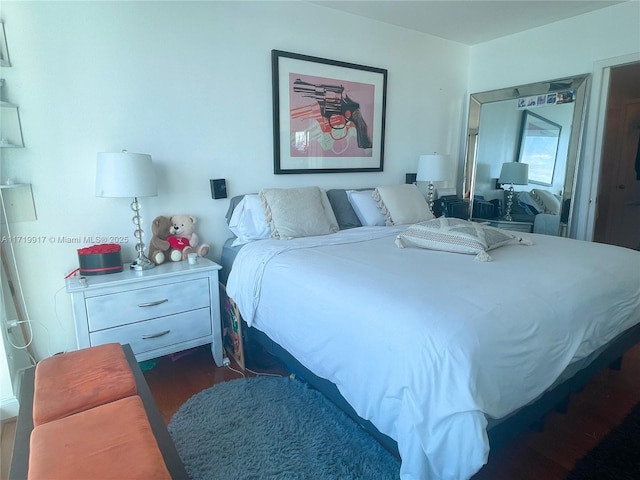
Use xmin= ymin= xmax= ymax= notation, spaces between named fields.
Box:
xmin=417 ymin=154 xmax=451 ymax=213
xmin=95 ymin=150 xmax=158 ymax=270
xmin=498 ymin=162 xmax=529 ymax=221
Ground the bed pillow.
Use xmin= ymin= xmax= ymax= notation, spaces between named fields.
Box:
xmin=225 ymin=195 xmax=247 ymax=225
xmin=259 ymin=187 xmax=339 ymax=239
xmin=326 ymin=189 xmax=362 ymax=230
xmin=228 ymin=194 xmax=272 ymax=246
xmin=517 ymin=191 xmax=543 ymax=216
xmin=373 ymin=184 xmax=434 ymax=225
xmin=531 ymin=189 xmax=561 ymax=215
xmin=395 ymin=217 xmax=532 ymax=261
xmin=346 ymin=190 xmax=386 ymax=226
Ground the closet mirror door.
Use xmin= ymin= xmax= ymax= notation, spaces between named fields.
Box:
xmin=462 ymin=74 xmax=589 ymax=237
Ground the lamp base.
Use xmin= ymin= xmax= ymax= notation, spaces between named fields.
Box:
xmin=130 ymin=255 xmax=155 ymax=271
xmin=129 ymin=196 xmax=154 ymax=271
xmin=428 ymin=182 xmax=435 ymax=214
xmin=503 ymin=184 xmax=515 ymax=221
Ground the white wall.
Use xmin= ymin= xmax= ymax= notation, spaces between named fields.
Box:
xmin=0 ymin=1 xmax=469 ymax=360
xmin=469 ymin=2 xmax=640 ymax=92
xmin=468 ymin=1 xmax=640 ymax=238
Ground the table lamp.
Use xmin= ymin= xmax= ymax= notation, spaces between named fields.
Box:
xmin=416 ymin=153 xmax=451 ymax=213
xmin=95 ymin=150 xmax=157 ymax=270
xmin=498 ymin=162 xmax=529 ymax=221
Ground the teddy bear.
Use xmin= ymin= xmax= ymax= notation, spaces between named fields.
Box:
xmin=168 ymin=215 xmax=210 ymax=260
xmin=148 ymin=215 xmax=173 ymax=265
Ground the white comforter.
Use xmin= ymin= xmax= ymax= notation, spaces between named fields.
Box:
xmin=226 ymin=226 xmax=640 ymax=480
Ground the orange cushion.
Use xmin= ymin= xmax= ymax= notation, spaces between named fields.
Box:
xmin=33 ymin=343 xmax=137 ymax=426
xmin=28 ymin=395 xmax=171 ymax=480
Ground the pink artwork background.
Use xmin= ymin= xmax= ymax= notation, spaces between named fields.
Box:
xmin=289 ymin=72 xmax=375 ymax=158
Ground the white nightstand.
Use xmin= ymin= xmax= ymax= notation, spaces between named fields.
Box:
xmin=485 ymin=219 xmax=534 ymax=233
xmin=66 ymin=258 xmax=223 ymax=366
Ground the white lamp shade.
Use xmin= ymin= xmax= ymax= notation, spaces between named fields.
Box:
xmin=499 ymin=162 xmax=529 ymax=185
xmin=416 ymin=154 xmax=451 ymax=182
xmin=95 ymin=151 xmax=157 ymax=198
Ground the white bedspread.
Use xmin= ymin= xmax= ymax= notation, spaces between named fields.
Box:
xmin=226 ymin=226 xmax=640 ymax=480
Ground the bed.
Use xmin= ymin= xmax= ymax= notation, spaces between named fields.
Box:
xmin=223 ymin=186 xmax=640 ymax=480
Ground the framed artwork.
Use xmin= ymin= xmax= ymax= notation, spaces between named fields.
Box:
xmin=0 ymin=23 xmax=10 ymax=67
xmin=271 ymin=50 xmax=387 ymax=174
xmin=517 ymin=110 xmax=561 ymax=186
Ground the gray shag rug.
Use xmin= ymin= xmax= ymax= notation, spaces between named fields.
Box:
xmin=168 ymin=376 xmax=400 ymax=480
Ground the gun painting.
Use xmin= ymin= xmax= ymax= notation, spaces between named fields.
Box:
xmin=289 ymin=73 xmax=375 ymax=158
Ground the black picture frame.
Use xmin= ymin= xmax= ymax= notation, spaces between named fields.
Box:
xmin=271 ymin=50 xmax=387 ymax=174
xmin=517 ymin=110 xmax=561 ymax=186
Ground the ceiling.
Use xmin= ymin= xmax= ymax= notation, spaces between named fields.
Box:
xmin=310 ymin=1 xmax=629 ymax=45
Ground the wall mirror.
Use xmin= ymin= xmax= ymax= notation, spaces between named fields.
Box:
xmin=462 ymin=74 xmax=589 ymax=237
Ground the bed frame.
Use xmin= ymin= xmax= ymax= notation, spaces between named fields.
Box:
xmin=245 ymin=317 xmax=640 ymax=457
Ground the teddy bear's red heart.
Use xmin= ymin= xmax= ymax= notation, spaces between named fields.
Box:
xmin=167 ymin=236 xmax=189 ymax=250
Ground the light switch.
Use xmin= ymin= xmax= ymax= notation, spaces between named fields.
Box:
xmin=210 ymin=179 xmax=227 ymax=199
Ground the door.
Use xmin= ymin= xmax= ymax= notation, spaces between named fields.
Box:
xmin=601 ymin=101 xmax=640 ymax=249
xmin=594 ymin=63 xmax=640 ymax=250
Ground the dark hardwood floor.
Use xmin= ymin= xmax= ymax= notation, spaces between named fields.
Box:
xmin=143 ymin=346 xmax=289 ymax=425
xmin=144 ymin=341 xmax=640 ymax=479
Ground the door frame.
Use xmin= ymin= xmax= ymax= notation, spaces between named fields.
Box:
xmin=578 ymin=53 xmax=640 ymax=241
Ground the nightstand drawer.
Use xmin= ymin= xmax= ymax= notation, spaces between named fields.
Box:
xmin=86 ymin=278 xmax=210 ymax=331
xmin=89 ymin=308 xmax=212 ymax=356
xmin=491 ymin=221 xmax=533 ymax=233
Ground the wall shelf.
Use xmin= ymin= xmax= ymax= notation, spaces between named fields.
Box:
xmin=0 ymin=100 xmax=24 ymax=148
xmin=0 ymin=183 xmax=36 ymax=222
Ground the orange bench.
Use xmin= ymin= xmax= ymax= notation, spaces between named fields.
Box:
xmin=9 ymin=343 xmax=188 ymax=480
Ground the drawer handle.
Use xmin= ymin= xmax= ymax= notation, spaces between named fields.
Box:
xmin=141 ymin=330 xmax=170 ymax=339
xmin=138 ymin=299 xmax=168 ymax=307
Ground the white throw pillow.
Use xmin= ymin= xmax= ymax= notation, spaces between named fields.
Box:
xmin=228 ymin=194 xmax=272 ymax=246
xmin=373 ymin=184 xmax=434 ymax=225
xmin=346 ymin=190 xmax=386 ymax=226
xmin=531 ymin=189 xmax=561 ymax=215
xmin=395 ymin=217 xmax=532 ymax=261
xmin=260 ymin=187 xmax=339 ymax=239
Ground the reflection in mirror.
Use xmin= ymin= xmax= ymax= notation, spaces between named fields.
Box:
xmin=462 ymin=74 xmax=589 ymax=237
xmin=517 ymin=111 xmax=561 ymax=186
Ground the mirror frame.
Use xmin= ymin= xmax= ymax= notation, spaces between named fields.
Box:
xmin=462 ymin=74 xmax=590 ymax=237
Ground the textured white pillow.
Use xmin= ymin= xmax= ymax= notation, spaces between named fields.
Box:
xmin=228 ymin=194 xmax=271 ymax=246
xmin=260 ymin=187 xmax=339 ymax=239
xmin=373 ymin=184 xmax=434 ymax=225
xmin=346 ymin=190 xmax=386 ymax=226
xmin=396 ymin=217 xmax=532 ymax=261
xmin=531 ymin=189 xmax=561 ymax=215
